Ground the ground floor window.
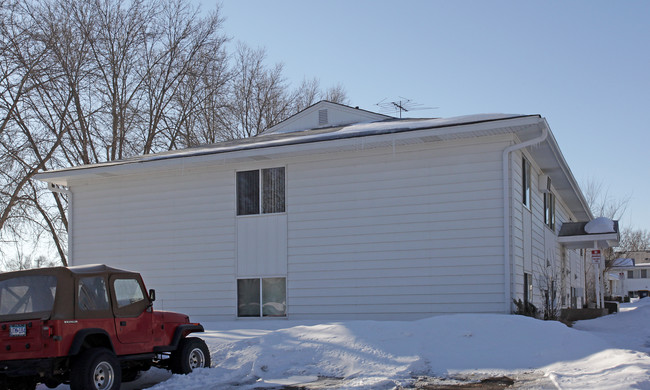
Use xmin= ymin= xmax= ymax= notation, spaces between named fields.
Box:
xmin=524 ymin=273 xmax=533 ymax=305
xmin=237 ymin=277 xmax=286 ymax=317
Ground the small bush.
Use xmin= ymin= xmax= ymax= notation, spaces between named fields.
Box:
xmin=513 ymin=299 xmax=538 ymax=318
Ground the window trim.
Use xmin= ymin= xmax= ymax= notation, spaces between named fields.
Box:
xmin=236 ymin=167 xmax=286 ymax=216
xmin=236 ymin=276 xmax=287 ymax=318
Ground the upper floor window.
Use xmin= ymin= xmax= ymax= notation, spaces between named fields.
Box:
xmin=641 ymin=269 xmax=648 ymax=279
xmin=522 ymin=157 xmax=531 ymax=209
xmin=237 ymin=167 xmax=285 ymax=216
xmin=628 ymin=270 xmax=634 ymax=279
xmin=544 ymin=192 xmax=555 ymax=230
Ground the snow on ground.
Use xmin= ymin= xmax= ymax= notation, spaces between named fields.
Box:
xmin=40 ymin=298 xmax=650 ymax=389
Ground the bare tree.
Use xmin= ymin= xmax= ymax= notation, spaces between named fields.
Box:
xmin=617 ymin=228 xmax=650 ymax=253
xmin=582 ymin=178 xmax=630 ymax=221
xmin=536 ymin=260 xmax=561 ymax=320
xmin=0 ymin=0 xmax=349 ymax=269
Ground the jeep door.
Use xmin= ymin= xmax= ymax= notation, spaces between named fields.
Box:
xmin=109 ymin=275 xmax=153 ymax=345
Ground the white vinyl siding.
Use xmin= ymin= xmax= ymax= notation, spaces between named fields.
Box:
xmin=68 ymin=130 xmax=586 ymax=321
xmin=511 ymin=150 xmax=584 ymax=310
xmin=70 ymin=166 xmax=236 ymax=321
xmin=285 ymin=135 xmax=510 ymax=319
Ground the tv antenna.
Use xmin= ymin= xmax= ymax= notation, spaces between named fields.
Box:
xmin=376 ymin=97 xmax=437 ymax=118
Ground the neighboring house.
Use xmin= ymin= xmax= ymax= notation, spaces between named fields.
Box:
xmin=36 ymin=101 xmax=615 ymax=321
xmin=619 ymin=251 xmax=650 ymax=265
xmin=609 ymin=258 xmax=650 ymax=298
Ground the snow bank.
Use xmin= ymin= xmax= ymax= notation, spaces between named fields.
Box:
xmin=149 ymin=314 xmax=616 ymax=389
xmin=40 ymin=300 xmax=650 ymax=389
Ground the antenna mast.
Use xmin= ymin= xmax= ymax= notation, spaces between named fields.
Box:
xmin=376 ymin=97 xmax=437 ymax=118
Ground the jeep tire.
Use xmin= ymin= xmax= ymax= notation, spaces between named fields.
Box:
xmin=170 ymin=337 xmax=211 ymax=374
xmin=70 ymin=348 xmax=122 ymax=390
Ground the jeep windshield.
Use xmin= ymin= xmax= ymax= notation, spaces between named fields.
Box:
xmin=0 ymin=275 xmax=57 ymax=320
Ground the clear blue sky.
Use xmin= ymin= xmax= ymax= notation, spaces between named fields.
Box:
xmin=200 ymin=0 xmax=650 ymax=232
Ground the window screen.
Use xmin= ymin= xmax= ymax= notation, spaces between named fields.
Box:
xmin=236 ymin=167 xmax=285 ymax=216
xmin=262 ymin=168 xmax=285 ymax=213
xmin=237 ymin=170 xmax=260 ymax=215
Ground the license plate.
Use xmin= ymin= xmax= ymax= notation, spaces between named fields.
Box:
xmin=9 ymin=324 xmax=26 ymax=337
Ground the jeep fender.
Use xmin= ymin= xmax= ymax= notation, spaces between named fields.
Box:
xmin=68 ymin=328 xmax=115 ymax=356
xmin=154 ymin=324 xmax=204 ymax=353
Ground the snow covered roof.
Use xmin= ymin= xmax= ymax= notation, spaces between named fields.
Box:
xmin=36 ymin=112 xmax=536 ymax=181
xmin=558 ymin=219 xmax=620 ymax=249
xmin=35 ymin=102 xmax=592 ymax=221
xmin=612 ymin=258 xmax=635 ymax=267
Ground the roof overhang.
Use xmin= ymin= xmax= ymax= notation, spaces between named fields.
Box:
xmin=35 ymin=114 xmax=542 ymax=186
xmin=558 ymin=221 xmax=620 ymax=249
xmin=33 ymin=113 xmax=593 ymax=222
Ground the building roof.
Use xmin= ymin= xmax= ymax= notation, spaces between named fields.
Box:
xmin=35 ymin=102 xmax=592 ymax=221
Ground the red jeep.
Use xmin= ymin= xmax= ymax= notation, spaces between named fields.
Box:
xmin=0 ymin=264 xmax=210 ymax=390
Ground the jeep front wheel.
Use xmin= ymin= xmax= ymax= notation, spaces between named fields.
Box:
xmin=170 ymin=337 xmax=211 ymax=374
xmin=70 ymin=348 xmax=122 ymax=390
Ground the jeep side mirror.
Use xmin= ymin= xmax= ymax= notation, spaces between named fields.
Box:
xmin=149 ymin=289 xmax=156 ymax=302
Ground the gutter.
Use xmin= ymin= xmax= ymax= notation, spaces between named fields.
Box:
xmin=48 ymin=183 xmax=73 ymax=266
xmin=501 ymin=119 xmax=549 ymax=313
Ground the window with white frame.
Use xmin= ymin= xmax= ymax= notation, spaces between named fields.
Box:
xmin=544 ymin=192 xmax=555 ymax=230
xmin=628 ymin=270 xmax=634 ymax=279
xmin=237 ymin=277 xmax=286 ymax=317
xmin=522 ymin=157 xmax=531 ymax=209
xmin=237 ymin=167 xmax=285 ymax=216
xmin=641 ymin=269 xmax=647 ymax=279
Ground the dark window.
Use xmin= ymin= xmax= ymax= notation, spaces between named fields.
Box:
xmin=641 ymin=269 xmax=647 ymax=279
xmin=524 ymin=273 xmax=533 ymax=305
xmin=237 ymin=170 xmax=260 ymax=215
xmin=237 ymin=277 xmax=286 ymax=317
xmin=544 ymin=192 xmax=555 ymax=230
xmin=628 ymin=270 xmax=634 ymax=279
xmin=237 ymin=278 xmax=261 ymax=317
xmin=237 ymin=168 xmax=285 ymax=216
xmin=522 ymin=157 xmax=531 ymax=208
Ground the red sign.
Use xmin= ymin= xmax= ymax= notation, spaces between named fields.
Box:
xmin=591 ymin=249 xmax=601 ymax=263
